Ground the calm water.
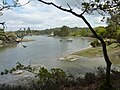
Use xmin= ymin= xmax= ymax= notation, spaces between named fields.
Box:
xmin=0 ymin=35 xmax=120 ymax=75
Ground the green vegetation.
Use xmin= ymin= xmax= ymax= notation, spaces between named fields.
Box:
xmin=0 ymin=64 xmax=120 ymax=90
xmin=13 ymin=26 xmax=90 ymax=37
xmin=54 ymin=26 xmax=69 ymax=37
xmin=0 ymin=30 xmax=17 ymax=45
xmin=73 ymin=43 xmax=120 ymax=58
xmin=13 ymin=24 xmax=120 ymax=40
xmin=95 ymin=26 xmax=107 ymax=38
xmin=0 ymin=28 xmax=5 ymax=40
xmin=0 ymin=0 xmax=120 ymax=89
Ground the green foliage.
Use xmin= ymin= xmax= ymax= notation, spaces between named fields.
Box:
xmin=84 ymin=72 xmax=96 ymax=84
xmin=0 ymin=62 xmax=34 ymax=75
xmin=116 ymin=33 xmax=120 ymax=43
xmin=98 ymin=82 xmax=113 ymax=90
xmin=58 ymin=26 xmax=69 ymax=37
xmin=36 ymin=67 xmax=67 ymax=90
xmin=106 ymin=14 xmax=120 ymax=40
xmin=4 ymin=32 xmax=17 ymax=43
xmin=96 ymin=66 xmax=106 ymax=80
xmin=70 ymin=31 xmax=81 ymax=36
xmin=95 ymin=26 xmax=107 ymax=38
xmin=0 ymin=28 xmax=5 ymax=40
xmin=37 ymin=67 xmax=66 ymax=85
xmin=90 ymin=40 xmax=101 ymax=47
xmin=80 ymin=29 xmax=88 ymax=36
xmin=37 ymin=67 xmax=51 ymax=84
xmin=106 ymin=23 xmax=117 ymax=39
xmin=1 ymin=63 xmax=120 ymax=90
xmin=95 ymin=0 xmax=100 ymax=2
xmin=81 ymin=0 xmax=120 ymax=16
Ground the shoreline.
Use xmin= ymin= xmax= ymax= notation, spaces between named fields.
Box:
xmin=59 ymin=43 xmax=120 ymax=63
xmin=69 ymin=45 xmax=92 ymax=55
xmin=58 ymin=46 xmax=92 ymax=61
xmin=0 ymin=38 xmax=35 ymax=48
xmin=0 ymin=43 xmax=17 ymax=48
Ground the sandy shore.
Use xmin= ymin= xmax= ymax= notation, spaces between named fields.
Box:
xmin=58 ymin=46 xmax=92 ymax=61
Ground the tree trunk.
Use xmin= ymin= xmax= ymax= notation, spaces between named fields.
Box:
xmin=81 ymin=15 xmax=112 ymax=89
xmin=37 ymin=1 xmax=112 ymax=88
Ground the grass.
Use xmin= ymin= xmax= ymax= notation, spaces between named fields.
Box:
xmin=72 ymin=43 xmax=120 ymax=58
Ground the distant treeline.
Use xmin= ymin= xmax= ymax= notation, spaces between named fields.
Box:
xmin=0 ymin=25 xmax=120 ymax=44
xmin=12 ymin=26 xmax=92 ymax=37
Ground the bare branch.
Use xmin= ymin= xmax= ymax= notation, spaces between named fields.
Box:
xmin=0 ymin=0 xmax=31 ymax=11
xmin=38 ymin=0 xmax=82 ymax=18
xmin=80 ymin=8 xmax=87 ymax=15
xmin=67 ymin=3 xmax=73 ymax=11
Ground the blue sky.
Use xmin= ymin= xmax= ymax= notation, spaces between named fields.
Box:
xmin=0 ymin=0 xmax=107 ymax=31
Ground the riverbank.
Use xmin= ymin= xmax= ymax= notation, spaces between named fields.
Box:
xmin=72 ymin=43 xmax=120 ymax=58
xmin=58 ymin=43 xmax=120 ymax=64
xmin=0 ymin=38 xmax=35 ymax=48
xmin=58 ymin=46 xmax=92 ymax=61
xmin=16 ymin=38 xmax=35 ymax=42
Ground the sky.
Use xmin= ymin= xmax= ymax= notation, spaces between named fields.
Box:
xmin=0 ymin=0 xmax=107 ymax=31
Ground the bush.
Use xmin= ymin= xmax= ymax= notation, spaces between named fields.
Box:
xmin=84 ymin=72 xmax=96 ymax=84
xmin=37 ymin=67 xmax=67 ymax=90
xmin=96 ymin=66 xmax=106 ymax=80
xmin=90 ymin=40 xmax=101 ymax=47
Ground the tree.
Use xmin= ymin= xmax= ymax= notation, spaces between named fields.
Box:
xmin=95 ymin=26 xmax=107 ymax=38
xmin=106 ymin=14 xmax=120 ymax=40
xmin=37 ymin=0 xmax=120 ymax=89
xmin=106 ymin=22 xmax=117 ymax=39
xmin=59 ymin=26 xmax=69 ymax=37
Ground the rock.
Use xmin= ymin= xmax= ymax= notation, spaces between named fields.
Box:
xmin=0 ymin=40 xmax=3 ymax=44
xmin=58 ymin=55 xmax=80 ymax=61
xmin=59 ymin=58 xmax=65 ymax=60
xmin=12 ymin=70 xmax=24 ymax=75
xmin=0 ymin=45 xmax=3 ymax=47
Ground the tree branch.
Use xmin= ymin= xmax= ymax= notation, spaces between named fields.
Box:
xmin=38 ymin=0 xmax=82 ymax=17
xmin=67 ymin=3 xmax=73 ymax=11
xmin=0 ymin=0 xmax=30 ymax=11
xmin=38 ymin=0 xmax=111 ymax=65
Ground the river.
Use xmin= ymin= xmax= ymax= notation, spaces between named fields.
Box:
xmin=0 ymin=35 xmax=120 ymax=75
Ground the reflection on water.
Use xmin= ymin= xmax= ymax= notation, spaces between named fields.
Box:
xmin=0 ymin=44 xmax=17 ymax=51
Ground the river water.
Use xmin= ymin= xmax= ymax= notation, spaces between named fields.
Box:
xmin=0 ymin=35 xmax=120 ymax=75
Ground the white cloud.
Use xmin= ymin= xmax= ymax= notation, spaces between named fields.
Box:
xmin=0 ymin=0 xmax=107 ymax=31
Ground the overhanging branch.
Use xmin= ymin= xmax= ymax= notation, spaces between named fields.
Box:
xmin=38 ymin=0 xmax=102 ymax=40
xmin=38 ymin=0 xmax=83 ymax=17
xmin=0 ymin=0 xmax=30 ymax=11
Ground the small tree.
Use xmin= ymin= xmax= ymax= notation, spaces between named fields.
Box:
xmin=38 ymin=0 xmax=120 ymax=89
xmin=60 ymin=26 xmax=69 ymax=37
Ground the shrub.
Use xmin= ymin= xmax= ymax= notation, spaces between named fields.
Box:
xmin=84 ymin=72 xmax=96 ymax=84
xmin=90 ymin=40 xmax=101 ymax=47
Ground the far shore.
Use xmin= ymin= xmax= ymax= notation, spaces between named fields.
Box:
xmin=16 ymin=38 xmax=35 ymax=42
xmin=0 ymin=38 xmax=35 ymax=48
